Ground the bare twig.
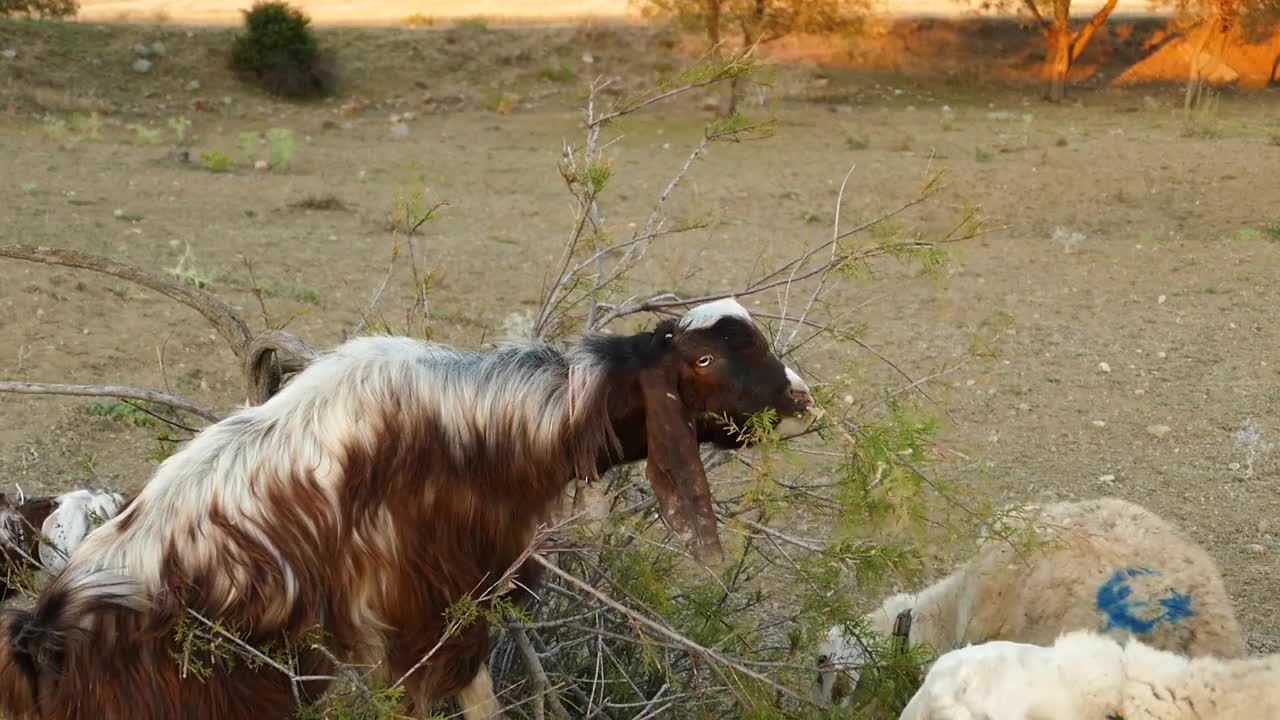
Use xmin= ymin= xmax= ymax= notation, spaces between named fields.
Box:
xmin=513 ymin=625 xmax=572 ymax=720
xmin=0 ymin=381 xmax=222 ymax=422
xmin=351 ymin=237 xmax=401 ymax=338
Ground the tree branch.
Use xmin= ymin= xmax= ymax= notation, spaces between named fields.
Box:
xmin=1022 ymin=0 xmax=1052 ymax=31
xmin=0 ymin=244 xmax=252 ymax=359
xmin=1070 ymin=0 xmax=1120 ymax=62
xmin=0 ymin=381 xmax=223 ymax=422
xmin=512 ymin=625 xmax=572 ymax=720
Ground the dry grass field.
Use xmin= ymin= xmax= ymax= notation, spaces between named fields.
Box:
xmin=3 ymin=15 xmax=1280 ymax=667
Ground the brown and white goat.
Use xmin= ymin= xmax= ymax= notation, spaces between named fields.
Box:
xmin=0 ymin=298 xmax=813 ymax=720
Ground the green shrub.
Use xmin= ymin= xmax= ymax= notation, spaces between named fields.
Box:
xmin=229 ymin=1 xmax=336 ymax=98
xmin=200 ymin=149 xmax=231 ymax=173
xmin=0 ymin=0 xmax=78 ymax=18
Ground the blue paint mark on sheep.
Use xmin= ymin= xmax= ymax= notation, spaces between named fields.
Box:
xmin=1096 ymin=567 xmax=1196 ymax=635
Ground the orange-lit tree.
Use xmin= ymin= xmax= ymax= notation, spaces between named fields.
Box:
xmin=631 ymin=0 xmax=875 ymax=112
xmin=1159 ymin=0 xmax=1280 ymax=109
xmin=985 ymin=0 xmax=1121 ymax=102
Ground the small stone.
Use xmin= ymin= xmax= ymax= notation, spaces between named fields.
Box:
xmin=1134 ymin=388 xmax=1145 ymax=396
xmin=1157 ymin=351 xmax=1167 ymax=358
xmin=1099 ymin=474 xmax=1116 ymax=482
xmin=253 ymin=159 xmax=268 ymax=171
xmin=1017 ymin=402 xmax=1030 ymax=411
xmin=131 ymin=58 xmax=153 ymax=74
xmin=133 ymin=43 xmax=153 ymax=57
xmin=1093 ymin=420 xmax=1106 ymax=427
xmin=1229 ymin=462 xmax=1242 ymax=471
xmin=843 ymin=394 xmax=854 ymax=405
xmin=1157 ymin=294 xmax=1167 ymax=304
xmin=1246 ymin=543 xmax=1266 ymax=556
xmin=150 ymin=41 xmax=166 ymax=56
xmin=113 ymin=208 xmax=124 ymax=218
xmin=581 ymin=52 xmax=594 ymax=64
xmin=1098 ymin=362 xmax=1111 ymax=373
xmin=1146 ymin=424 xmax=1171 ymax=439
xmin=186 ymin=80 xmax=201 ymax=91
xmin=1 ymin=49 xmax=16 ymax=60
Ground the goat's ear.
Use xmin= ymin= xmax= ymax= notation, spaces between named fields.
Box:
xmin=637 ymin=366 xmax=724 ymax=566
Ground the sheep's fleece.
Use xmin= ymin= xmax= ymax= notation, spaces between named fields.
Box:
xmin=817 ymin=497 xmax=1246 ymax=705
xmin=899 ymin=629 xmax=1280 ymax=720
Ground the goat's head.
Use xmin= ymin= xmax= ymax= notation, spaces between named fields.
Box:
xmin=621 ymin=298 xmax=814 ymax=564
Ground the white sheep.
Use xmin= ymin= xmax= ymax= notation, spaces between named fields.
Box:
xmin=815 ymin=497 xmax=1247 ymax=707
xmin=898 ymin=628 xmax=1280 ymax=720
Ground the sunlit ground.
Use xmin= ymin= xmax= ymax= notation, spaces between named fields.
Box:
xmin=76 ymin=0 xmax=1165 ymax=26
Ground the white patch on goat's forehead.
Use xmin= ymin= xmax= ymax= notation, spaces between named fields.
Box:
xmin=678 ymin=297 xmax=753 ymax=331
xmin=784 ymin=366 xmax=809 ymax=391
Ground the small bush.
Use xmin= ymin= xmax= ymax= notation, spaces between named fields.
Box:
xmin=200 ymin=149 xmax=231 ymax=173
xmin=266 ymin=127 xmax=296 ymax=170
xmin=0 ymin=0 xmax=78 ymax=18
xmin=540 ymin=62 xmax=577 ymax=83
xmin=229 ymin=1 xmax=336 ymax=99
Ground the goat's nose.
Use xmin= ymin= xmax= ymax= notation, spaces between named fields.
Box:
xmin=784 ymin=367 xmax=814 ymax=411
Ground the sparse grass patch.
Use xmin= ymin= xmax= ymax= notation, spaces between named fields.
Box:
xmin=200 ymin=149 xmax=232 ymax=173
xmin=169 ymin=115 xmax=192 ymax=146
xmin=290 ymin=193 xmax=346 ymax=211
xmin=67 ymin=112 xmax=102 ymax=140
xmin=170 ymin=244 xmax=215 ymax=289
xmin=401 ymin=11 xmax=433 ymax=26
xmin=540 ymin=62 xmax=576 ymax=83
xmin=266 ymin=128 xmax=296 ymax=171
xmin=1236 ymin=224 xmax=1280 ymax=242
xmin=1055 ymin=136 xmax=1069 ymax=147
xmin=845 ymin=133 xmax=870 ymax=150
xmin=975 ymin=146 xmax=993 ymax=162
xmin=238 ymin=131 xmax=260 ymax=163
xmin=1180 ymin=101 xmax=1222 ymax=140
xmin=83 ymin=400 xmax=160 ymax=428
xmin=452 ymin=16 xmax=487 ymax=31
xmin=265 ymin=279 xmax=321 ymax=305
xmin=1268 ymin=132 xmax=1280 ymax=147
xmin=41 ymin=115 xmax=69 ymax=142
xmin=129 ymin=124 xmax=164 ymax=145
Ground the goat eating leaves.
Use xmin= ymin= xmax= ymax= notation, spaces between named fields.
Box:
xmin=0 ymin=297 xmax=812 ymax=720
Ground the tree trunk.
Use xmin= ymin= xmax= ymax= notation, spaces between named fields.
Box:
xmin=705 ymin=0 xmax=721 ymax=48
xmin=1044 ymin=21 xmax=1072 ymax=102
xmin=1039 ymin=0 xmax=1117 ymax=103
xmin=1185 ymin=15 xmax=1232 ymax=111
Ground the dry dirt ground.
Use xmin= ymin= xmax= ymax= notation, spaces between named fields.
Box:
xmin=3 ymin=19 xmax=1280 ymax=656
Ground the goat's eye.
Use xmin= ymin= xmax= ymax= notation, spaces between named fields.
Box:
xmin=696 ymin=355 xmax=714 ymax=367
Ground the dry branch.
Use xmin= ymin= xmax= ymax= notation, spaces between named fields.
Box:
xmin=0 ymin=381 xmax=223 ymax=422
xmin=0 ymin=244 xmax=252 ymax=358
xmin=0 ymin=243 xmax=320 ymax=406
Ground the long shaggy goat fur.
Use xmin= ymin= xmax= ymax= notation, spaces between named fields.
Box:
xmin=899 ymin=629 xmax=1280 ymax=720
xmin=0 ymin=300 xmax=812 ymax=720
xmin=815 ymin=497 xmax=1246 ymax=707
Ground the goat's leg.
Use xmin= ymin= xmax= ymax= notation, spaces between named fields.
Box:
xmin=455 ymin=663 xmax=502 ymax=719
